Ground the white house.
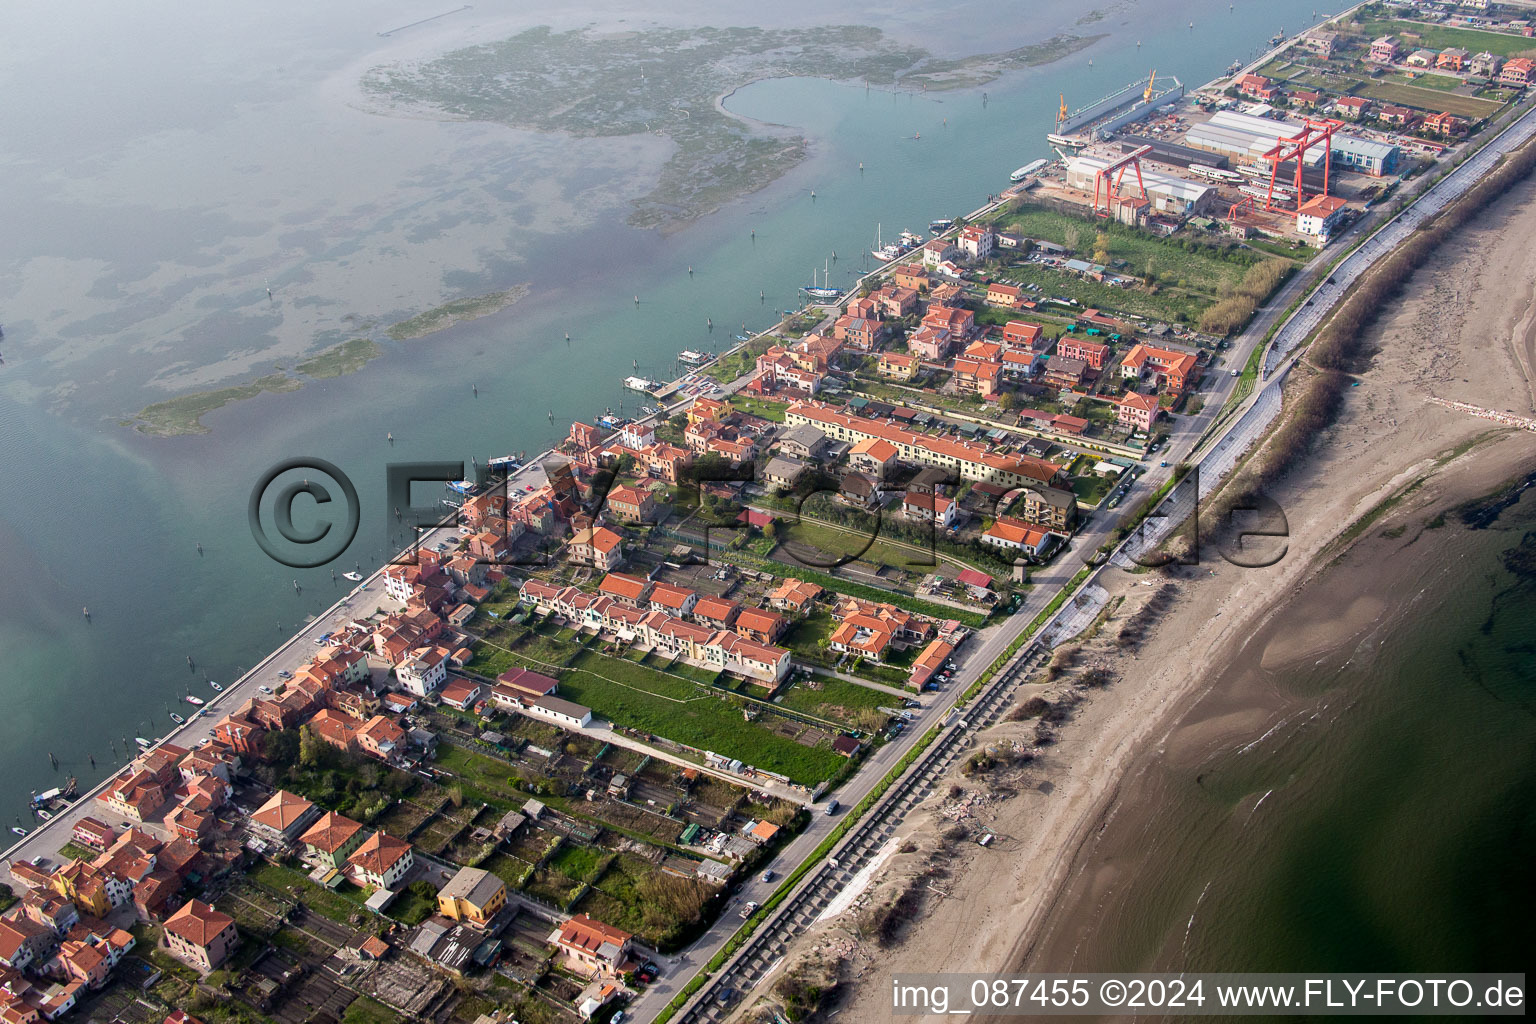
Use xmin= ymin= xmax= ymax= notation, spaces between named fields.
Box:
xmin=981 ymin=517 xmax=1056 ymax=558
xmin=525 ymin=695 xmax=593 ymax=728
xmin=902 ymin=490 xmax=958 ymax=529
xmin=957 ymin=224 xmax=996 ymax=261
xmin=1296 ymin=195 xmax=1349 ymax=241
xmin=395 ymin=647 xmax=448 ymax=697
xmin=347 ymin=832 xmax=416 ymax=891
xmin=619 ymin=422 xmax=655 ymax=450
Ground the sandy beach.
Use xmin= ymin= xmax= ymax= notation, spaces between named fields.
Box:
xmin=745 ymin=157 xmax=1536 ymax=1018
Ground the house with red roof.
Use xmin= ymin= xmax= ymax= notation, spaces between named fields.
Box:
xmin=346 ymin=832 xmax=415 ymax=890
xmin=300 ymin=812 xmax=368 ymax=871
xmin=908 ymin=637 xmax=957 ymax=689
xmin=1116 ymin=391 xmax=1162 ymax=433
xmin=598 ymin=572 xmax=652 ymax=607
xmin=248 ymin=790 xmax=319 ymax=842
xmin=902 ymin=490 xmax=958 ymax=529
xmin=554 ymin=914 xmax=634 ymax=978
xmin=1119 ymin=344 xmax=1199 ymax=393
xmin=735 ymin=608 xmax=787 ymax=644
xmin=648 ymin=582 xmax=698 ymax=618
xmin=981 ymin=517 xmax=1056 ymax=559
xmin=163 ymin=900 xmax=238 ymax=972
xmin=438 ymin=678 xmax=483 ymax=711
xmin=691 ymin=597 xmax=741 ymax=630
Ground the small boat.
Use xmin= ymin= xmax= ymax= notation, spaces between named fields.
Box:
xmin=37 ymin=809 xmax=52 ymax=821
xmin=802 ymin=260 xmax=841 ymax=301
xmin=624 ymin=375 xmax=660 ymax=394
xmin=929 ymin=218 xmax=954 ymax=232
xmin=209 ymin=680 xmax=222 ymax=691
xmin=1011 ymin=159 xmax=1048 ymax=183
xmin=170 ymin=713 xmax=185 ymax=724
xmin=447 ymin=480 xmax=476 ymax=496
xmin=185 ymin=695 xmax=205 ymax=706
xmin=343 ymin=571 xmax=364 ymax=582
xmin=135 ymin=737 xmax=152 ymax=749
xmin=678 ymin=349 xmax=709 ymax=365
xmin=10 ymin=827 xmax=26 ymax=837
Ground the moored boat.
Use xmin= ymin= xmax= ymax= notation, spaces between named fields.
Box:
xmin=170 ymin=713 xmax=185 ymax=724
xmin=185 ymin=695 xmax=205 ymax=706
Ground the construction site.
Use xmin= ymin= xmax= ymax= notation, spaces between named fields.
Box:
xmin=1030 ymin=67 xmax=1415 ymax=244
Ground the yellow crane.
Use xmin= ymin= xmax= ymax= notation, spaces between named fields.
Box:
xmin=1143 ymin=70 xmax=1157 ymax=104
xmin=1057 ymin=93 xmax=1068 ymax=124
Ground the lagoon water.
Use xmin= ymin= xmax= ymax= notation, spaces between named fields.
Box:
xmin=0 ymin=0 xmax=1347 ymax=884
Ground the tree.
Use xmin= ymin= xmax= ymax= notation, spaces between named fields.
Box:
xmin=299 ymin=725 xmax=324 ymax=768
xmin=763 ymin=521 xmax=778 ymax=541
xmin=1093 ymin=231 xmax=1110 ymax=264
xmin=1062 ymin=224 xmax=1081 ymax=252
xmin=998 ymin=391 xmax=1019 ymax=412
xmin=263 ymin=729 xmax=300 ymax=766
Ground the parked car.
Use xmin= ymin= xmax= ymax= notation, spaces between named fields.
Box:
xmin=258 ymin=685 xmax=273 ymax=694
xmin=739 ymin=901 xmax=760 ymax=919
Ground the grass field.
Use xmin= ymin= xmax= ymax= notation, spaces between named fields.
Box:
xmin=1355 ymin=81 xmax=1503 ymax=119
xmin=557 ymin=650 xmax=846 ymax=785
xmin=776 ymin=516 xmax=955 ymax=573
xmin=246 ymin=861 xmax=367 ymax=926
xmin=775 ymin=675 xmax=891 ymax=730
xmin=1355 ymin=18 xmax=1536 ymax=58
xmin=1384 ymin=71 xmax=1462 ymax=92
xmin=987 ymin=205 xmax=1264 ymax=324
xmin=1069 ymin=472 xmax=1116 ymax=508
xmin=729 ymin=395 xmax=789 ymax=422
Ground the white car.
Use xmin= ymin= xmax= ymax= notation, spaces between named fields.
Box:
xmin=258 ymin=685 xmax=273 ymax=694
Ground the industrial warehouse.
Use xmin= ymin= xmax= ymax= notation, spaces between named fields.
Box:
xmin=1009 ymin=7 xmax=1523 ymax=247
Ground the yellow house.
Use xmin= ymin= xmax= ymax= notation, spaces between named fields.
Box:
xmin=437 ymin=867 xmax=507 ymax=926
xmin=878 ymin=351 xmax=920 ymax=381
xmin=51 ymin=863 xmax=112 ymax=919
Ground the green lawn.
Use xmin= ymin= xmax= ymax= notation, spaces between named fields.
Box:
xmin=776 ymin=515 xmax=951 ymax=573
xmin=550 ymin=844 xmax=608 ymax=884
xmin=1384 ymin=71 xmax=1462 ymax=92
xmin=246 ymin=861 xmax=367 ymax=925
xmin=1069 ymin=472 xmax=1115 ymax=508
xmin=384 ymin=886 xmax=437 ymax=926
xmin=775 ymin=675 xmax=891 ymax=731
xmin=1355 ymin=81 xmax=1503 ymax=119
xmin=730 ymin=395 xmax=789 ymax=422
xmin=1354 ymin=17 xmax=1536 ymax=58
xmin=557 ymin=650 xmax=846 ymax=785
xmin=984 ymin=205 xmax=1268 ymax=324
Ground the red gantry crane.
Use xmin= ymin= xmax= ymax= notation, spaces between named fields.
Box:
xmin=1091 ymin=144 xmax=1153 ymax=218
xmin=1261 ymin=117 xmax=1343 ymax=211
